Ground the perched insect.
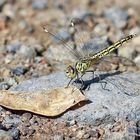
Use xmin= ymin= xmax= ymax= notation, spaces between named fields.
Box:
xmin=43 ymin=20 xmax=136 ymax=87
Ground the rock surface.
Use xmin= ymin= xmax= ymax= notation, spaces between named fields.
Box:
xmin=9 ymin=71 xmax=140 ymax=139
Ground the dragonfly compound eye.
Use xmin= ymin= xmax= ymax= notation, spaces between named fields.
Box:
xmin=65 ymin=65 xmax=77 ymax=78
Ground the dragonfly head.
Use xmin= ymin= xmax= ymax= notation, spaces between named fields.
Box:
xmin=65 ymin=65 xmax=77 ymax=79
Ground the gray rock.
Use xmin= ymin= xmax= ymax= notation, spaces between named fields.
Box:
xmin=43 ymin=44 xmax=76 ymax=71
xmin=10 ymin=66 xmax=28 ymax=76
xmin=134 ymin=54 xmax=140 ymax=65
xmin=0 ymin=82 xmax=10 ymax=90
xmin=18 ymin=45 xmax=36 ymax=60
xmin=72 ymin=10 xmax=95 ymax=21
xmin=8 ymin=128 xmax=20 ymax=140
xmin=6 ymin=43 xmax=21 ymax=53
xmin=4 ymin=77 xmax=17 ymax=87
xmin=32 ymin=0 xmax=48 ymax=10
xmin=104 ymin=7 xmax=129 ymax=29
xmin=4 ymin=54 xmax=14 ymax=64
xmin=18 ymin=20 xmax=28 ymax=30
xmin=0 ymin=130 xmax=13 ymax=140
xmin=0 ymin=0 xmax=6 ymax=7
xmin=80 ymin=36 xmax=110 ymax=56
xmin=10 ymin=71 xmax=140 ymax=139
xmin=53 ymin=133 xmax=64 ymax=140
xmin=93 ymin=23 xmax=108 ymax=36
xmin=2 ymin=115 xmax=21 ymax=129
xmin=33 ymin=44 xmax=45 ymax=54
xmin=52 ymin=28 xmax=71 ymax=43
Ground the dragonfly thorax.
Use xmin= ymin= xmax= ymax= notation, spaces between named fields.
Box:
xmin=76 ymin=61 xmax=91 ymax=74
xmin=65 ymin=61 xmax=91 ymax=79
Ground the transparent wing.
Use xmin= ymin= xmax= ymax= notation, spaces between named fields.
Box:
xmin=42 ymin=21 xmax=84 ymax=60
xmin=91 ymin=54 xmax=136 ymax=72
xmin=69 ymin=18 xmax=94 ymax=58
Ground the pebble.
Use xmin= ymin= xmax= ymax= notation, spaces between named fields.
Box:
xmin=0 ymin=14 xmax=7 ymax=29
xmin=18 ymin=20 xmax=28 ymax=30
xmin=0 ymin=45 xmax=6 ymax=54
xmin=0 ymin=0 xmax=6 ymax=7
xmin=3 ymin=4 xmax=15 ymax=19
xmin=104 ymin=7 xmax=128 ymax=28
xmin=20 ymin=127 xmax=35 ymax=136
xmin=93 ymin=23 xmax=108 ymax=36
xmin=136 ymin=120 xmax=140 ymax=136
xmin=134 ymin=55 xmax=140 ymax=65
xmin=32 ymin=0 xmax=48 ymax=10
xmin=118 ymin=46 xmax=137 ymax=59
xmin=80 ymin=36 xmax=110 ymax=55
xmin=33 ymin=44 xmax=45 ymax=54
xmin=4 ymin=54 xmax=14 ymax=64
xmin=66 ymin=120 xmax=76 ymax=127
xmin=18 ymin=45 xmax=36 ymax=60
xmin=0 ymin=130 xmax=13 ymax=140
xmin=53 ymin=28 xmax=71 ymax=43
xmin=4 ymin=77 xmax=17 ymax=87
xmin=8 ymin=128 xmax=20 ymax=140
xmin=21 ymin=113 xmax=32 ymax=122
xmin=2 ymin=115 xmax=21 ymax=129
xmin=83 ymin=133 xmax=91 ymax=139
xmin=0 ymin=82 xmax=10 ymax=90
xmin=10 ymin=66 xmax=28 ymax=76
xmin=72 ymin=10 xmax=95 ymax=21
xmin=53 ymin=134 xmax=64 ymax=140
xmin=129 ymin=26 xmax=140 ymax=36
xmin=6 ymin=43 xmax=21 ymax=53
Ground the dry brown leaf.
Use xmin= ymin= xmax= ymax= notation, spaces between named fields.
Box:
xmin=0 ymin=86 xmax=86 ymax=116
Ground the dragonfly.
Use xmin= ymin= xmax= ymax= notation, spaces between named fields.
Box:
xmin=43 ymin=19 xmax=136 ymax=87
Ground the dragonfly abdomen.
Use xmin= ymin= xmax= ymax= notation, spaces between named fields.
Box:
xmin=91 ymin=35 xmax=135 ymax=59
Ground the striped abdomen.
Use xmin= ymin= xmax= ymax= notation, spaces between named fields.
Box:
xmin=84 ymin=35 xmax=135 ymax=61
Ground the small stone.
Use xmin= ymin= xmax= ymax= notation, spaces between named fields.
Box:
xmin=18 ymin=20 xmax=28 ymax=30
xmin=27 ymin=25 xmax=35 ymax=33
xmin=32 ymin=0 xmax=48 ymax=10
xmin=83 ymin=133 xmax=91 ymax=139
xmin=3 ymin=4 xmax=15 ymax=19
xmin=118 ymin=46 xmax=137 ymax=59
xmin=0 ymin=14 xmax=7 ymax=30
xmin=28 ymin=127 xmax=35 ymax=136
xmin=104 ymin=7 xmax=128 ymax=28
xmin=93 ymin=23 xmax=108 ymax=36
xmin=4 ymin=77 xmax=17 ymax=87
xmin=33 ymin=44 xmax=45 ymax=54
xmin=21 ymin=113 xmax=32 ymax=122
xmin=0 ymin=82 xmax=10 ymax=90
xmin=8 ymin=128 xmax=20 ymax=140
xmin=66 ymin=120 xmax=76 ymax=126
xmin=18 ymin=45 xmax=36 ymax=60
xmin=6 ymin=43 xmax=21 ymax=53
xmin=134 ymin=55 xmax=140 ymax=65
xmin=0 ymin=0 xmax=6 ymax=7
xmin=20 ymin=127 xmax=35 ymax=136
xmin=10 ymin=66 xmax=28 ymax=76
xmin=2 ymin=115 xmax=21 ymax=129
xmin=53 ymin=133 xmax=64 ymax=140
xmin=53 ymin=28 xmax=71 ymax=43
xmin=76 ymin=130 xmax=85 ymax=139
xmin=0 ymin=130 xmax=13 ymax=140
xmin=129 ymin=26 xmax=140 ymax=35
xmin=81 ymin=36 xmax=110 ymax=55
xmin=4 ymin=54 xmax=14 ymax=64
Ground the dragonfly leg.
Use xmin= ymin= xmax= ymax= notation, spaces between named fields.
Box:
xmin=66 ymin=78 xmax=73 ymax=88
xmin=94 ymin=73 xmax=110 ymax=91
